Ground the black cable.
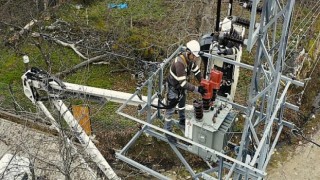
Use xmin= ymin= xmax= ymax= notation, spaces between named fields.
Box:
xmin=291 ymin=128 xmax=320 ymax=148
xmin=150 ymin=95 xmax=181 ymax=110
xmin=216 ymin=0 xmax=222 ymax=32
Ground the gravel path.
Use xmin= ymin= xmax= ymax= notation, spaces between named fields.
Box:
xmin=266 ymin=130 xmax=320 ymax=179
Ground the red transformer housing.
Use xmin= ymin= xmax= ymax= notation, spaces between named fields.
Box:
xmin=200 ymin=79 xmax=213 ymax=100
xmin=210 ymin=69 xmax=223 ymax=90
xmin=200 ymin=69 xmax=223 ymax=110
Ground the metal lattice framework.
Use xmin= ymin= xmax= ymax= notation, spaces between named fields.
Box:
xmin=224 ymin=0 xmax=303 ymax=179
xmin=21 ymin=0 xmax=306 ymax=179
xmin=238 ymin=0 xmax=298 ymax=176
xmin=116 ymin=0 xmax=304 ymax=179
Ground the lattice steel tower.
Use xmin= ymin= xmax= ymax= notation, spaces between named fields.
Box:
xmin=231 ymin=0 xmax=303 ymax=179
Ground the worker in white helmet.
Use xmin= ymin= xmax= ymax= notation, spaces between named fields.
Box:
xmin=164 ymin=40 xmax=207 ymax=143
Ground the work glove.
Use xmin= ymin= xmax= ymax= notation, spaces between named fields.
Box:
xmin=197 ymin=86 xmax=207 ymax=96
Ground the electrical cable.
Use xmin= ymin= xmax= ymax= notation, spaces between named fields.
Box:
xmin=282 ymin=32 xmax=320 ymax=108
xmin=290 ymin=0 xmax=305 ymax=33
xmin=150 ymin=92 xmax=182 ymax=110
xmin=289 ymin=6 xmax=320 ymax=43
xmin=294 ymin=32 xmax=320 ymax=102
xmin=272 ymin=2 xmax=320 ymax=62
xmin=288 ymin=0 xmax=320 ymax=40
xmin=284 ymin=30 xmax=320 ymax=77
xmin=288 ymin=4 xmax=320 ymax=44
xmin=302 ymin=33 xmax=320 ymax=83
xmin=291 ymin=128 xmax=320 ymax=148
xmin=286 ymin=8 xmax=320 ymax=60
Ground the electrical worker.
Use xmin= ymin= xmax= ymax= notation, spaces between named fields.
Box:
xmin=164 ymin=40 xmax=207 ymax=143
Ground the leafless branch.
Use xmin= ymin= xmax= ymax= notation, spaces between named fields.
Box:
xmin=33 ymin=33 xmax=88 ymax=59
xmin=55 ymin=53 xmax=109 ymax=77
xmin=7 ymin=19 xmax=37 ymax=45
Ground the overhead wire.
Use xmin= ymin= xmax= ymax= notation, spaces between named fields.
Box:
xmin=286 ymin=5 xmax=320 ymax=60
xmin=301 ymin=32 xmax=320 ymax=89
xmin=287 ymin=2 xmax=320 ymax=46
xmin=283 ymin=5 xmax=320 ymax=73
xmin=288 ymin=0 xmax=320 ymax=40
xmin=299 ymin=32 xmax=320 ymax=101
xmin=272 ymin=1 xmax=320 ymax=58
xmin=290 ymin=0 xmax=304 ymax=30
xmin=285 ymin=32 xmax=320 ymax=106
xmin=288 ymin=33 xmax=320 ymax=146
xmin=279 ymin=6 xmax=320 ymax=145
xmin=265 ymin=1 xmax=319 ymax=70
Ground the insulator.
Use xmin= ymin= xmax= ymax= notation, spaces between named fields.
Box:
xmin=193 ymin=100 xmax=203 ymax=121
xmin=212 ymin=117 xmax=216 ymax=123
xmin=202 ymin=99 xmax=210 ymax=111
xmin=211 ymin=89 xmax=218 ymax=102
xmin=242 ymin=2 xmax=262 ymax=14
xmin=223 ymin=34 xmax=244 ymax=45
xmin=234 ymin=17 xmax=250 ymax=28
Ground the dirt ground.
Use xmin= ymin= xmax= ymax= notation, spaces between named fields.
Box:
xmin=266 ymin=129 xmax=320 ymax=180
xmin=0 ymin=1 xmax=319 ymax=179
xmin=0 ymin=118 xmax=99 ymax=180
xmin=0 ymin=116 xmax=320 ymax=180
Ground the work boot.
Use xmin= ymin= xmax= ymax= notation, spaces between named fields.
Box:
xmin=166 ymin=134 xmax=177 ymax=144
xmin=178 ymin=119 xmax=185 ymax=131
xmin=164 ymin=120 xmax=177 ymax=144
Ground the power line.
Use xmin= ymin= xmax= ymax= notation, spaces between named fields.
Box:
xmin=292 ymin=128 xmax=320 ymax=148
xmin=297 ymin=32 xmax=320 ymax=104
xmin=300 ymin=32 xmax=320 ymax=78
xmin=289 ymin=1 xmax=320 ymax=40
xmin=286 ymin=8 xmax=320 ymax=59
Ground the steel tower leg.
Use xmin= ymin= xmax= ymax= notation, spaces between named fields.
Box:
xmin=235 ymin=0 xmax=296 ymax=179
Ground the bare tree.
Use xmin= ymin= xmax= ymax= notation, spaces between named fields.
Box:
xmin=1 ymin=0 xmax=319 ymax=179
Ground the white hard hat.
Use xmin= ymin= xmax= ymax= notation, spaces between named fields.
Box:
xmin=186 ymin=40 xmax=200 ymax=57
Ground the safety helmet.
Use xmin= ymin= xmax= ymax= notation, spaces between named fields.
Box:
xmin=186 ymin=40 xmax=200 ymax=57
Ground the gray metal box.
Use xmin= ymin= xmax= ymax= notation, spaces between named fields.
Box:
xmin=187 ymin=101 xmax=236 ymax=162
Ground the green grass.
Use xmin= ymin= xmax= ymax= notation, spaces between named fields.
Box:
xmin=52 ymin=0 xmax=170 ymax=60
xmin=90 ymin=101 xmax=135 ymax=126
xmin=105 ymin=0 xmax=167 ymax=24
xmin=0 ymin=48 xmax=25 ymax=84
xmin=65 ymin=65 xmax=114 ymax=88
xmin=54 ymin=0 xmax=167 ymax=32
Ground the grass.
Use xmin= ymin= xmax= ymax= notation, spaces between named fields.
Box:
xmin=64 ymin=61 xmax=137 ymax=91
xmin=64 ymin=65 xmax=113 ymax=88
xmin=105 ymin=0 xmax=167 ymax=24
xmin=13 ymin=0 xmax=168 ymax=124
xmin=0 ymin=48 xmax=25 ymax=84
xmin=89 ymin=101 xmax=136 ymax=127
xmin=268 ymin=143 xmax=293 ymax=169
xmin=1 ymin=2 xmax=320 ymax=178
xmin=54 ymin=0 xmax=167 ymax=32
xmin=52 ymin=0 xmax=170 ymax=60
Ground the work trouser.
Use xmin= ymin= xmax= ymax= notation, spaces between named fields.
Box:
xmin=164 ymin=86 xmax=186 ymax=130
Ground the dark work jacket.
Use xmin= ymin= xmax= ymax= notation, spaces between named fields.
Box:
xmin=167 ymin=52 xmax=202 ymax=92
